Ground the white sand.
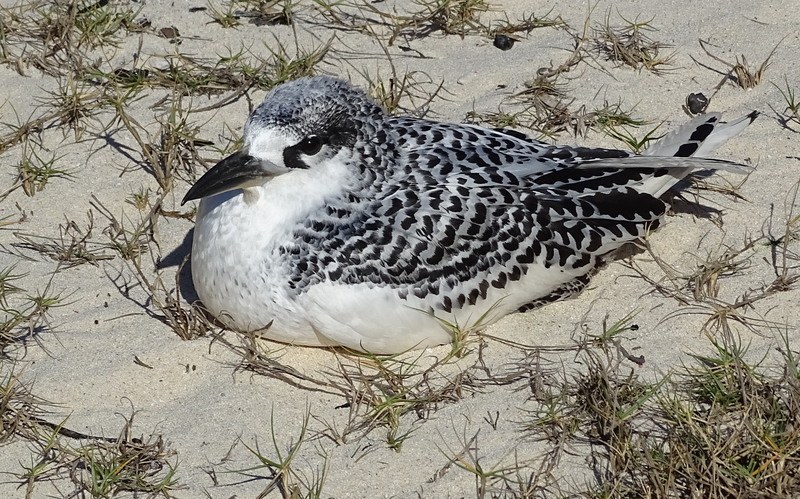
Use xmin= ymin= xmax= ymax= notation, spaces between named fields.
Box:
xmin=1 ymin=0 xmax=798 ymax=496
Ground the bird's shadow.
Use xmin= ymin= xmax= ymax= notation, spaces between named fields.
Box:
xmin=667 ymin=170 xmax=737 ymax=220
xmin=158 ymin=228 xmax=199 ymax=304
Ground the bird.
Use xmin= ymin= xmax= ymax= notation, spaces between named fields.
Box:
xmin=182 ymin=75 xmax=757 ymax=354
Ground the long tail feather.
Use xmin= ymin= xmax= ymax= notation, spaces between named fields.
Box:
xmin=598 ymin=111 xmax=758 ymax=197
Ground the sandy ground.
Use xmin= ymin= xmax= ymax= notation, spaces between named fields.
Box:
xmin=0 ymin=0 xmax=798 ymax=497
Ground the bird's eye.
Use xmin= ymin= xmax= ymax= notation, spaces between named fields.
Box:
xmin=297 ymin=135 xmax=324 ymax=155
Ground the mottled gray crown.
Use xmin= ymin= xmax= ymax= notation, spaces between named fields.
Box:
xmin=245 ymin=76 xmax=387 ymax=140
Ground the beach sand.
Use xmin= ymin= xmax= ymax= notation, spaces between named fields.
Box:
xmin=0 ymin=0 xmax=798 ymax=497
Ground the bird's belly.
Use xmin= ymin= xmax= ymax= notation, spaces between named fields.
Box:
xmin=295 ymin=282 xmax=456 ymax=352
xmin=293 ymin=260 xmax=585 ymax=353
xmin=192 ymin=241 xmax=454 ymax=351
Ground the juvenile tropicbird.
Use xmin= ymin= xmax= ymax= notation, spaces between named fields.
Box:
xmin=183 ymin=76 xmax=756 ymax=353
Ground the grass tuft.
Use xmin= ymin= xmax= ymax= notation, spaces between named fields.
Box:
xmin=19 ymin=411 xmax=180 ymax=497
xmin=233 ymin=407 xmax=328 ymax=498
xmin=697 ymin=38 xmax=782 ymax=90
xmin=772 ymin=76 xmax=800 ymax=130
xmin=14 ymin=144 xmax=71 ymax=197
xmin=592 ymin=14 xmax=675 ymax=73
xmin=0 ymin=266 xmax=65 ymax=357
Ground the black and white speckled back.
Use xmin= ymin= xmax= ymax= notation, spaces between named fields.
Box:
xmin=266 ymin=77 xmax=751 ymax=315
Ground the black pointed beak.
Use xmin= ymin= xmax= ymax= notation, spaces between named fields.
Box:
xmin=182 ymin=150 xmax=280 ymax=205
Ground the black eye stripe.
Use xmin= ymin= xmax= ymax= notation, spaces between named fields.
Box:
xmin=282 ymin=121 xmax=358 ymax=170
xmin=284 ymin=135 xmax=326 ymax=169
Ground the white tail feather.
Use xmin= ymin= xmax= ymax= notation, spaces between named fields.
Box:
xmin=595 ymin=111 xmax=757 ymax=197
xmin=643 ymin=111 xmax=758 ymax=157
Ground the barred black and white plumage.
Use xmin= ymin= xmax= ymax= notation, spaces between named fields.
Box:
xmin=183 ymin=76 xmax=757 ymax=353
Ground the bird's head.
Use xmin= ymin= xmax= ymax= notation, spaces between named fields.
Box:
xmin=182 ymin=76 xmax=386 ymax=205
